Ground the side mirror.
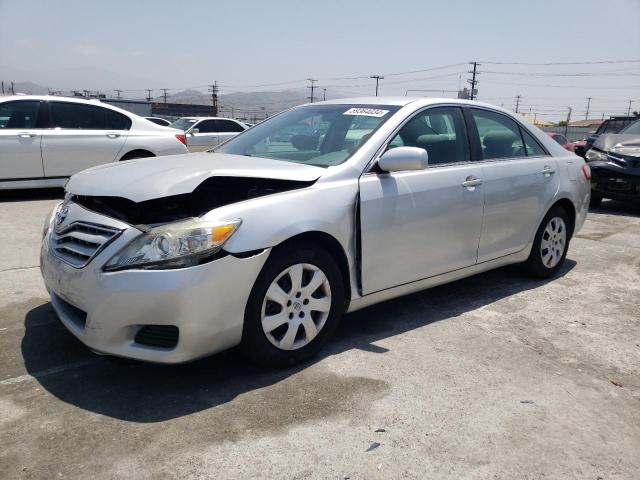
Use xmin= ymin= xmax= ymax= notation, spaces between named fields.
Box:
xmin=189 ymin=128 xmax=199 ymax=135
xmin=378 ymin=147 xmax=428 ymax=172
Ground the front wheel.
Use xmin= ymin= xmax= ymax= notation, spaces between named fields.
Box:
xmin=523 ymin=206 xmax=570 ymax=279
xmin=240 ymin=244 xmax=345 ymax=367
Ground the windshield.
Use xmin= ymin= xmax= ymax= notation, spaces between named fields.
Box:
xmin=620 ymin=120 xmax=640 ymax=135
xmin=169 ymin=118 xmax=198 ymax=131
xmin=215 ymin=104 xmax=400 ymax=167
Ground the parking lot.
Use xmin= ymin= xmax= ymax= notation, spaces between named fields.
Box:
xmin=0 ymin=190 xmax=639 ymax=479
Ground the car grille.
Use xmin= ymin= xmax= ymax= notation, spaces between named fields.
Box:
xmin=51 ymin=222 xmax=121 ymax=268
xmin=134 ymin=325 xmax=180 ymax=349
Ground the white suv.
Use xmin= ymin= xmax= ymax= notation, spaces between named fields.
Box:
xmin=169 ymin=117 xmax=248 ymax=152
xmin=0 ymin=96 xmax=189 ymax=189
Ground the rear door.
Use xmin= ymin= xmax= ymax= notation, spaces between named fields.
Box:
xmin=187 ymin=119 xmax=218 ymax=152
xmin=0 ymin=100 xmax=46 ymax=179
xmin=215 ymin=119 xmax=246 ymax=145
xmin=359 ymin=106 xmax=485 ymax=294
xmin=41 ymin=102 xmax=129 ymax=176
xmin=468 ymin=108 xmax=559 ymax=262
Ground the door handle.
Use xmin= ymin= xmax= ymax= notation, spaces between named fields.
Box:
xmin=106 ymin=132 xmax=121 ymax=139
xmin=17 ymin=132 xmax=37 ymax=138
xmin=461 ymin=176 xmax=483 ymax=188
xmin=541 ymin=165 xmax=556 ymax=175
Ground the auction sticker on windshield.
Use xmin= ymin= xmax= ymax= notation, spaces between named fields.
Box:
xmin=343 ymin=108 xmax=390 ymax=117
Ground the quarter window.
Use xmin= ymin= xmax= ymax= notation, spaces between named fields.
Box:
xmin=470 ymin=109 xmax=526 ymax=160
xmin=0 ymin=101 xmax=41 ymax=129
xmin=553 ymin=134 xmax=568 ymax=145
xmin=388 ymin=107 xmax=470 ymax=165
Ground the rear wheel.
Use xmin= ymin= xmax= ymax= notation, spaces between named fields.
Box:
xmin=240 ymin=244 xmax=344 ymax=367
xmin=523 ymin=206 xmax=570 ymax=279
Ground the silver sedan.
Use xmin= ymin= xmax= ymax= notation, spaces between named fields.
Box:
xmin=40 ymin=97 xmax=591 ymax=366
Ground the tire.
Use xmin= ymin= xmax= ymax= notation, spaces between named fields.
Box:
xmin=523 ymin=206 xmax=570 ymax=279
xmin=589 ymin=193 xmax=603 ymax=208
xmin=240 ymin=244 xmax=345 ymax=368
xmin=119 ymin=150 xmax=154 ymax=161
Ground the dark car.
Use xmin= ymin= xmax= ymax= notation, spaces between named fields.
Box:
xmin=587 ymin=120 xmax=640 ymax=207
xmin=579 ymin=116 xmax=639 ymax=157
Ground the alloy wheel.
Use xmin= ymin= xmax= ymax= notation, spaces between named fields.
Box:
xmin=261 ymin=263 xmax=332 ymax=351
xmin=540 ymin=216 xmax=566 ymax=269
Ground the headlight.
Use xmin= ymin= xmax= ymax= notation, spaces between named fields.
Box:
xmin=585 ymin=149 xmax=608 ymax=162
xmin=104 ymin=218 xmax=241 ymax=271
xmin=610 ymin=144 xmax=640 ymax=158
xmin=43 ymin=202 xmax=63 ymax=240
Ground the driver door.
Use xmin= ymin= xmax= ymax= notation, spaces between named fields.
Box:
xmin=359 ymin=106 xmax=485 ymax=294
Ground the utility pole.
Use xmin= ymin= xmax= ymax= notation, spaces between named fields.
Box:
xmin=515 ymin=95 xmax=521 ymax=113
xmin=564 ymin=107 xmax=572 ymax=138
xmin=307 ymin=78 xmax=318 ymax=103
xmin=114 ymin=89 xmax=122 ymax=99
xmin=585 ymin=97 xmax=592 ymax=119
xmin=627 ymin=100 xmax=635 ymax=116
xmin=1 ymin=81 xmax=4 ymax=94
xmin=323 ymin=88 xmax=326 ymax=101
xmin=208 ymin=82 xmax=219 ymax=115
xmin=467 ymin=62 xmax=480 ymax=100
xmin=161 ymin=88 xmax=168 ymax=104
xmin=370 ymin=75 xmax=384 ymax=96
xmin=10 ymin=81 xmax=15 ymax=95
xmin=146 ymin=89 xmax=153 ymax=102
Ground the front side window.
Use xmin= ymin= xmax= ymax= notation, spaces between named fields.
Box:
xmin=216 ymin=119 xmax=245 ymax=133
xmin=216 ymin=104 xmax=400 ymax=167
xmin=169 ymin=118 xmax=198 ymax=131
xmin=387 ymin=107 xmax=470 ymax=165
xmin=195 ymin=120 xmax=217 ymax=133
xmin=471 ymin=109 xmax=526 ymax=160
xmin=0 ymin=101 xmax=41 ymax=129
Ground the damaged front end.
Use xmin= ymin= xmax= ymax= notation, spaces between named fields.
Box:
xmin=71 ymin=176 xmax=316 ymax=226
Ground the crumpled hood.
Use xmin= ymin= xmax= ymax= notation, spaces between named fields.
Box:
xmin=65 ymin=152 xmax=325 ymax=202
xmin=593 ymin=134 xmax=640 ymax=152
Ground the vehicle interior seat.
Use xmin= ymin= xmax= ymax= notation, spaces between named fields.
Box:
xmin=415 ymin=134 xmax=458 ymax=165
xmin=483 ymin=130 xmax=518 ymax=159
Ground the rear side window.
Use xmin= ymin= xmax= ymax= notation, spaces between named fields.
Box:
xmin=50 ymin=102 xmax=131 ymax=130
xmin=388 ymin=107 xmax=470 ymax=165
xmin=521 ymin=129 xmax=547 ymax=156
xmin=0 ymin=101 xmax=41 ymax=129
xmin=195 ymin=120 xmax=217 ymax=133
xmin=216 ymin=119 xmax=245 ymax=133
xmin=470 ymin=109 xmax=526 ymax=160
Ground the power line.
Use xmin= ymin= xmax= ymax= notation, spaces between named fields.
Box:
xmin=480 ymin=59 xmax=640 ymax=66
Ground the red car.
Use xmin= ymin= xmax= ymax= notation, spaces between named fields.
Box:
xmin=546 ymin=132 xmax=575 ymax=152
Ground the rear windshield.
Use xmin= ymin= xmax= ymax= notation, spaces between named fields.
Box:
xmin=215 ymin=104 xmax=400 ymax=167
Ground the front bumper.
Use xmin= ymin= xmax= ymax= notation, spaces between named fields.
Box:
xmin=590 ymin=161 xmax=640 ymax=202
xmin=40 ymin=202 xmax=270 ymax=363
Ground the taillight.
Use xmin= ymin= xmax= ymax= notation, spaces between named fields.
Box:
xmin=582 ymin=163 xmax=591 ymax=181
xmin=175 ymin=133 xmax=187 ymax=146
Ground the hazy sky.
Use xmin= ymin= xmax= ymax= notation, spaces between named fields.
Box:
xmin=1 ymin=0 xmax=639 ymax=120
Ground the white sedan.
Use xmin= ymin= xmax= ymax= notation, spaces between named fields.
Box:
xmin=0 ymin=95 xmax=189 ymax=189
xmin=169 ymin=117 xmax=248 ymax=152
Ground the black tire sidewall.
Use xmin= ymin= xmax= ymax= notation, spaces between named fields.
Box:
xmin=525 ymin=206 xmax=570 ymax=278
xmin=240 ymin=244 xmax=344 ymax=367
